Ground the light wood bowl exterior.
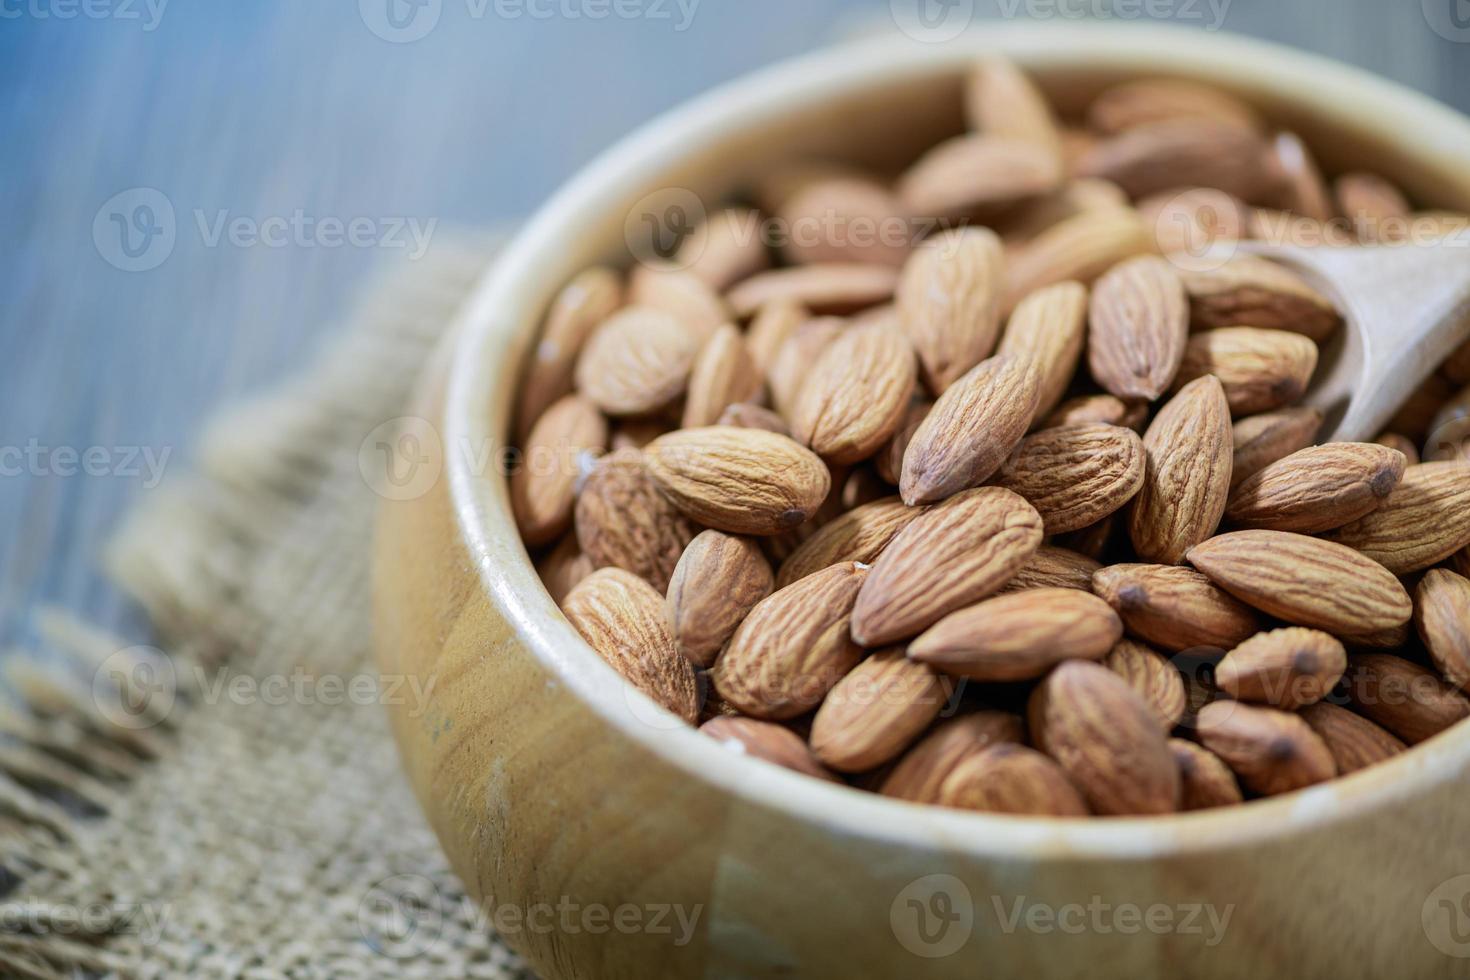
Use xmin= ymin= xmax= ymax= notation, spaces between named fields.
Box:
xmin=374 ymin=25 xmax=1470 ymax=979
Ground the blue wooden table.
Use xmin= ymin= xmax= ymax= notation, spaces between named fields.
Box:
xmin=1 ymin=1 xmax=1466 ymax=649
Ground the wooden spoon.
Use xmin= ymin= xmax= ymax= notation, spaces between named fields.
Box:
xmin=1231 ymin=239 xmax=1470 ymax=441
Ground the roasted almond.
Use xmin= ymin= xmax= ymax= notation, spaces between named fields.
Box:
xmin=628 ymin=262 xmax=730 ymax=338
xmin=1076 ymin=119 xmax=1276 ymax=202
xmin=810 ymin=649 xmax=950 ymax=772
xmin=879 ymin=711 xmax=1024 ymax=803
xmin=1104 ymin=639 xmax=1187 ymax=732
xmin=562 ymin=568 xmax=699 ymax=724
xmin=575 ymin=448 xmax=698 ymax=592
xmin=897 ymin=135 xmax=1062 ymax=220
xmin=516 ymin=266 xmax=622 ymax=442
xmin=644 ymin=426 xmax=831 ymax=535
xmin=726 ymin=264 xmax=899 ymax=318
xmin=665 ymin=530 xmax=774 ymax=669
xmin=775 ymin=175 xmax=911 ymax=269
xmin=575 ymin=306 xmax=700 ymax=416
xmin=1341 ymin=653 xmax=1470 ymax=745
xmin=1091 ymin=563 xmax=1262 ymax=653
xmin=1225 ymin=443 xmax=1406 ymax=533
xmin=1179 ymin=254 xmax=1341 ymax=341
xmin=791 ymin=322 xmax=917 ymax=463
xmin=776 ymin=496 xmax=922 ymax=589
xmin=938 ymin=744 xmax=1089 ymax=817
xmin=1087 ymin=255 xmax=1189 ymax=401
xmin=1169 ymin=738 xmax=1244 ymax=810
xmin=999 ymin=546 xmax=1101 ymax=594
xmin=1196 ymin=701 xmax=1335 ymax=796
xmin=712 ymin=561 xmax=868 ymax=720
xmin=910 ymin=588 xmax=1122 ymax=682
xmin=1323 ymin=462 xmax=1470 ymax=573
xmin=676 ymin=207 xmax=770 ymax=291
xmin=535 ymin=533 xmax=593 ymax=606
xmin=682 ymin=323 xmax=762 ymax=428
xmin=994 ymin=423 xmax=1146 ymax=535
xmin=899 ymin=354 xmax=1040 ymax=506
xmin=1127 ymin=375 xmax=1233 ymax=565
xmin=1297 ymin=701 xmax=1406 ymax=776
xmin=1028 ymin=660 xmax=1180 ymax=815
xmin=1230 ymin=405 xmax=1323 ymax=490
xmin=1042 ymin=393 xmax=1149 ymax=432
xmin=1088 ymin=79 xmax=1263 ymax=136
xmin=965 ymin=57 xmax=1062 ymax=156
xmin=1414 ymin=569 xmax=1470 ymax=691
xmin=1172 ymin=327 xmax=1319 ymax=416
xmin=875 ymin=399 xmax=931 ymax=485
xmin=896 ymin=228 xmax=1005 ymax=395
xmin=511 ymin=393 xmax=608 ymax=547
xmin=1214 ymin=627 xmax=1346 ymax=708
xmin=767 ymin=316 xmax=844 ymax=420
xmin=851 ymin=487 xmax=1043 ymax=646
xmin=1186 ymin=530 xmax=1413 ymax=633
xmin=998 ymin=280 xmax=1088 ymax=423
xmin=716 ymin=402 xmax=789 ymax=435
xmin=700 ymin=716 xmax=839 ymax=782
xmin=1003 ymin=207 xmax=1151 ymax=312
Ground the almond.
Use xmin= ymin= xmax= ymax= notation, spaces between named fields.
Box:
xmin=682 ymin=324 xmax=762 ymax=428
xmin=896 ymin=229 xmax=1005 ymax=395
xmin=810 ymin=649 xmax=950 ymax=772
xmin=965 ymin=57 xmax=1062 ymax=156
xmin=879 ymin=712 xmax=1024 ymax=803
xmin=875 ymin=399 xmax=931 ymax=485
xmin=1297 ymin=701 xmax=1406 ymax=775
xmin=1341 ymin=653 xmax=1470 ymax=745
xmin=1077 ymin=119 xmax=1277 ymax=202
xmin=1003 ymin=207 xmax=1151 ymax=312
xmin=1138 ymin=187 xmax=1248 ymax=256
xmin=1269 ymin=132 xmax=1335 ymax=223
xmin=775 ymin=175 xmax=911 ymax=268
xmin=1225 ymin=443 xmax=1406 ymax=533
xmin=999 ymin=546 xmax=1101 ymax=594
xmin=516 ymin=266 xmax=622 ymax=442
xmin=726 ymin=264 xmax=899 ymax=318
xmin=1087 ymin=79 xmax=1263 ymax=136
xmin=716 ymin=402 xmax=789 ymax=435
xmin=745 ymin=298 xmax=810 ymax=379
xmin=1176 ymin=327 xmax=1319 ymax=416
xmin=775 ymin=496 xmax=922 ymax=589
xmin=644 ymin=426 xmax=831 ymax=535
xmin=1127 ymin=375 xmax=1233 ymax=564
xmin=791 ymin=322 xmax=917 ymax=463
xmin=700 ymin=716 xmax=838 ymax=782
xmin=1179 ymin=255 xmax=1341 ymax=341
xmin=712 ymin=562 xmax=867 ymax=720
xmin=1169 ymin=738 xmax=1244 ymax=810
xmin=910 ymin=588 xmax=1121 ymax=682
xmin=1426 ymin=384 xmax=1470 ymax=463
xmin=1104 ymin=639 xmax=1187 ymax=732
xmin=1091 ymin=563 xmax=1262 ymax=653
xmin=1087 ymin=255 xmax=1189 ymax=401
xmin=676 ymin=207 xmax=770 ymax=291
xmin=628 ymin=263 xmax=730 ymax=337
xmin=1388 ymin=372 xmax=1457 ymax=443
xmin=899 ymin=354 xmax=1040 ymax=506
xmin=994 ymin=423 xmax=1146 ymax=534
xmin=1444 ymin=337 xmax=1470 ymax=386
xmin=1230 ymin=406 xmax=1323 ymax=490
xmin=1214 ymin=627 xmax=1346 ymax=708
xmin=510 ymin=394 xmax=608 ymax=547
xmin=1414 ymin=569 xmax=1470 ymax=691
xmin=1323 ymin=462 xmax=1470 ymax=573
xmin=1042 ymin=393 xmax=1149 ymax=432
xmin=575 ymin=306 xmax=701 ymax=416
xmin=897 ymin=136 xmax=1062 ymax=220
xmin=1056 ymin=514 xmax=1117 ymax=561
xmin=666 ymin=530 xmax=775 ymax=669
xmin=766 ymin=316 xmax=845 ymax=421
xmin=1454 ymin=546 xmax=1470 ymax=580
xmin=609 ymin=420 xmax=666 ymax=451
xmin=1028 ymin=660 xmax=1180 ymax=815
xmin=938 ymin=744 xmax=1089 ymax=817
xmin=1334 ymin=172 xmax=1411 ymax=241
xmin=1197 ymin=701 xmax=1335 ymax=795
xmin=575 ymin=448 xmax=698 ymax=592
xmin=1186 ymin=530 xmax=1413 ymax=633
xmin=998 ymin=280 xmax=1088 ymax=422
xmin=535 ymin=533 xmax=593 ymax=606
xmin=999 ymin=178 xmax=1130 ymax=247
xmin=562 ymin=568 xmax=699 ymax=724
xmin=851 ymin=487 xmax=1043 ymax=646
xmin=1373 ymin=433 xmax=1419 ymax=466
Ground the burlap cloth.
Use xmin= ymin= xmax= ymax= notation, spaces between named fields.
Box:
xmin=1 ymin=240 xmax=537 ymax=978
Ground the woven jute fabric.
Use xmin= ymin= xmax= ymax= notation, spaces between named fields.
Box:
xmin=0 ymin=240 xmax=536 ymax=979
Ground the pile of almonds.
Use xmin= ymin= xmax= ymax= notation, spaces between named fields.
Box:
xmin=514 ymin=59 xmax=1470 ymax=817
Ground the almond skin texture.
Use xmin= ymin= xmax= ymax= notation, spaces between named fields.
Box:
xmin=767 ymin=317 xmax=844 ymax=420
xmin=644 ymin=427 xmax=831 ymax=536
xmin=899 ymin=354 xmax=1041 ymax=506
xmin=516 ymin=266 xmax=622 ymax=442
xmin=1187 ymin=530 xmax=1413 ymax=634
xmin=1196 ymin=701 xmax=1336 ymax=796
xmin=1169 ymin=738 xmax=1244 ymax=810
xmin=995 ymin=423 xmax=1146 ymax=535
xmin=1003 ymin=207 xmax=1151 ymax=312
xmin=726 ymin=264 xmax=899 ymax=318
xmin=1230 ymin=406 xmax=1323 ymax=491
xmin=897 ymin=135 xmax=1062 ymax=220
xmin=1297 ymin=702 xmax=1406 ymax=775
xmin=1225 ymin=443 xmax=1406 ymax=533
xmin=712 ymin=562 xmax=868 ymax=720
xmin=775 ymin=497 xmax=922 ymax=589
xmin=1172 ymin=327 xmax=1319 ymax=416
xmin=1087 ymin=255 xmax=1189 ymax=401
xmin=1343 ymin=653 xmax=1470 ymax=744
xmin=682 ymin=324 xmax=762 ymax=429
xmin=998 ymin=280 xmax=1088 ymax=423
xmin=910 ymin=588 xmax=1122 ymax=682
xmin=876 ymin=399 xmax=930 ymax=485
xmin=700 ymin=717 xmax=838 ymax=782
xmin=852 ymin=487 xmax=1044 ymax=646
xmin=879 ymin=712 xmax=1024 ymax=803
xmin=896 ymin=229 xmax=1005 ymax=395
xmin=938 ymin=744 xmax=1089 ymax=817
xmin=536 ymin=534 xmax=593 ymax=606
xmin=1214 ymin=627 xmax=1346 ymax=709
xmin=1416 ymin=569 xmax=1470 ymax=691
xmin=562 ymin=568 xmax=699 ymax=724
xmin=1076 ymin=119 xmax=1276 ymax=202
xmin=575 ymin=306 xmax=700 ymax=416
xmin=676 ymin=207 xmax=770 ymax=291
xmin=1105 ymin=639 xmax=1187 ymax=732
xmin=1179 ymin=255 xmax=1341 ymax=341
xmin=1128 ymin=375 xmax=1233 ymax=565
xmin=511 ymin=394 xmax=609 ymax=547
xmin=1043 ymin=393 xmax=1148 ymax=432
xmin=717 ymin=402 xmax=789 ymax=435
xmin=665 ymin=531 xmax=774 ymax=669
xmin=1092 ymin=563 xmax=1262 ymax=653
xmin=575 ymin=448 xmax=698 ymax=592
xmin=1323 ymin=462 xmax=1470 ymax=574
xmin=810 ymin=649 xmax=949 ymax=773
xmin=791 ymin=323 xmax=917 ymax=464
xmin=965 ymin=57 xmax=1062 ymax=155
xmin=1028 ymin=660 xmax=1180 ymax=815
xmin=999 ymin=546 xmax=1101 ymax=594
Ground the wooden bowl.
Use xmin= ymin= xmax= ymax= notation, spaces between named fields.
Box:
xmin=375 ymin=23 xmax=1470 ymax=979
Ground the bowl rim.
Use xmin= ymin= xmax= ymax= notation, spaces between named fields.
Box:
xmin=444 ymin=22 xmax=1470 ymax=859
